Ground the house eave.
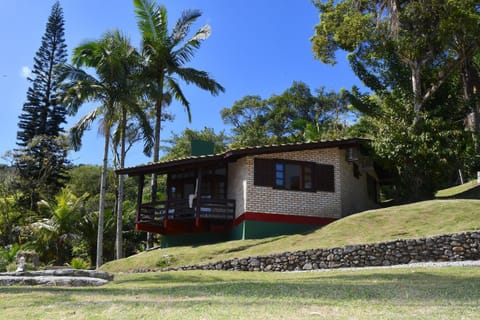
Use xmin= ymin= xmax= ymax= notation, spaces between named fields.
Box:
xmin=116 ymin=138 xmax=370 ymax=176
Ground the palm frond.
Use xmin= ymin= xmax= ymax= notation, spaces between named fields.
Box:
xmin=133 ymin=105 xmax=154 ymax=156
xmin=172 ymin=24 xmax=210 ymax=65
xmin=175 ymin=67 xmax=225 ymax=96
xmin=170 ymin=9 xmax=202 ymax=46
xmin=69 ymin=108 xmax=101 ymax=151
xmin=72 ymin=41 xmax=102 ymax=67
xmin=134 ymin=0 xmax=168 ymax=42
xmin=166 ymin=77 xmax=191 ymax=122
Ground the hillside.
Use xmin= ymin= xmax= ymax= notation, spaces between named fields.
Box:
xmin=102 ymin=197 xmax=480 ymax=272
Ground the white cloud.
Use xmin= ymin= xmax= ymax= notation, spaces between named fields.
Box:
xmin=20 ymin=66 xmax=32 ymax=79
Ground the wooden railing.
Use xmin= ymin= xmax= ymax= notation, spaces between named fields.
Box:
xmin=137 ymin=199 xmax=235 ymax=225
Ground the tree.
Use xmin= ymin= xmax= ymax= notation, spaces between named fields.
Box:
xmin=33 ymin=187 xmax=88 ymax=265
xmin=134 ymin=0 xmax=225 ymax=247
xmin=221 ymin=95 xmax=270 ymax=148
xmin=67 ymin=165 xmax=118 ymax=263
xmin=161 ymin=127 xmax=230 ymax=160
xmin=60 ymin=30 xmax=148 ymax=267
xmin=311 ymin=0 xmax=480 ymax=198
xmin=312 ymin=0 xmax=480 ymax=125
xmin=15 ymin=1 xmax=69 ymax=209
xmin=221 ymin=82 xmax=352 ymax=147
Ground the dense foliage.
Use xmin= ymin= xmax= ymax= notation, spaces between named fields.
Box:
xmin=15 ymin=1 xmax=70 ymax=209
xmin=311 ymin=0 xmax=480 ymax=199
xmin=221 ymin=81 xmax=355 ymax=147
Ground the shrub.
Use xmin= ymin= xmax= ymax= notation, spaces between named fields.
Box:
xmin=70 ymin=257 xmax=90 ymax=270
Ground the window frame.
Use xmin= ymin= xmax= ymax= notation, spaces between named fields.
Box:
xmin=273 ymin=159 xmax=316 ymax=192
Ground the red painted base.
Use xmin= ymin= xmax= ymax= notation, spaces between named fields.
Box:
xmin=135 ymin=212 xmax=337 ymax=236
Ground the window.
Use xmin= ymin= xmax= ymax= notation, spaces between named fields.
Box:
xmin=275 ymin=161 xmax=314 ymax=191
xmin=254 ymin=158 xmax=335 ymax=193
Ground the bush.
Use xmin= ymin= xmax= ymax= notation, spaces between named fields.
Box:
xmin=70 ymin=257 xmax=90 ymax=270
xmin=6 ymin=262 xmax=17 ymax=272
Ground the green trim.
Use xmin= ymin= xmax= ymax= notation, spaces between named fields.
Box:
xmin=230 ymin=220 xmax=319 ymax=240
xmin=161 ymin=232 xmax=230 ymax=248
xmin=162 ymin=221 xmax=320 ymax=247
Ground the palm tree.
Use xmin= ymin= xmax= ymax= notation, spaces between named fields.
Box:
xmin=60 ymin=30 xmax=150 ymax=267
xmin=134 ymin=0 xmax=225 ymax=246
xmin=33 ymin=187 xmax=88 ymax=265
xmin=112 ymin=104 xmax=152 ymax=260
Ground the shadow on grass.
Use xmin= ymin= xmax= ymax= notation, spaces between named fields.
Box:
xmin=1 ymin=268 xmax=479 ymax=307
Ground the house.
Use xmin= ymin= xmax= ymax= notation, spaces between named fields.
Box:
xmin=116 ymin=138 xmax=379 ymax=247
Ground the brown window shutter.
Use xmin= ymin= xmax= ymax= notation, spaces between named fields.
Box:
xmin=316 ymin=164 xmax=335 ymax=192
xmin=254 ymin=158 xmax=274 ymax=187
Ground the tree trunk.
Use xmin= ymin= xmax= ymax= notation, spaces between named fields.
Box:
xmin=411 ymin=62 xmax=422 ymax=124
xmin=148 ymin=85 xmax=164 ymax=250
xmin=96 ymin=129 xmax=110 ymax=268
xmin=115 ymin=110 xmax=127 ymax=259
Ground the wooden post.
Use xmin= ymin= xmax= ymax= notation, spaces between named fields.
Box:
xmin=136 ymin=175 xmax=144 ymax=224
xmin=195 ymin=168 xmax=202 ymax=228
xmin=164 ymin=174 xmax=170 ymax=229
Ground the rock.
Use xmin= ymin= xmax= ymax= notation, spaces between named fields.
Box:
xmin=249 ymin=258 xmax=260 ymax=267
xmin=303 ymin=263 xmax=313 ymax=270
xmin=0 ymin=276 xmax=108 ymax=287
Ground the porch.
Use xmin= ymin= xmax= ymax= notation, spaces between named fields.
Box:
xmin=126 ymin=159 xmax=237 ymax=235
xmin=136 ymin=198 xmax=236 ymax=234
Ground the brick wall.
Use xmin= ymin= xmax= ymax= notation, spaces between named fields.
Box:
xmin=227 ymin=148 xmax=344 ymax=219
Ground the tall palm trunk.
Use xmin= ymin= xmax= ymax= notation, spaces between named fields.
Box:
xmin=147 ymin=83 xmax=164 ymax=249
xmin=96 ymin=127 xmax=110 ymax=268
xmin=115 ymin=109 xmax=127 ymax=259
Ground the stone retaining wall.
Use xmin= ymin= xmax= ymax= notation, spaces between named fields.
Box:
xmin=0 ymin=269 xmax=113 ymax=286
xmin=163 ymin=231 xmax=480 ymax=272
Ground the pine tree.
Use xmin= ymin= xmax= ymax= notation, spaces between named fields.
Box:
xmin=15 ymin=1 xmax=69 ymax=209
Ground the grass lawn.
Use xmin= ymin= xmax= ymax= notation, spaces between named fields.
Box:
xmin=102 ymin=199 xmax=480 ymax=272
xmin=435 ymin=180 xmax=479 ymax=198
xmin=1 ymin=267 xmax=479 ymax=319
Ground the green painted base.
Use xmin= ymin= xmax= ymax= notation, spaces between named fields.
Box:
xmin=161 ymin=220 xmax=319 ymax=247
xmin=230 ymin=220 xmax=319 ymax=240
xmin=161 ymin=232 xmax=230 ymax=248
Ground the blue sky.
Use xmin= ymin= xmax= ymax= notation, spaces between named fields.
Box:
xmin=0 ymin=0 xmax=362 ymax=167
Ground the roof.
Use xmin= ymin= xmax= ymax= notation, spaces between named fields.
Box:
xmin=116 ymin=138 xmax=370 ymax=176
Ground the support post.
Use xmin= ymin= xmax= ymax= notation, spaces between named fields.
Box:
xmin=136 ymin=175 xmax=144 ymax=223
xmin=195 ymin=168 xmax=202 ymax=227
xmin=164 ymin=174 xmax=170 ymax=229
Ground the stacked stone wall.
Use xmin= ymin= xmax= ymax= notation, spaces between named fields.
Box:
xmin=163 ymin=231 xmax=480 ymax=272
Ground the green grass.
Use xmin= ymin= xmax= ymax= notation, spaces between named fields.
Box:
xmin=435 ymin=180 xmax=479 ymax=198
xmin=1 ymin=267 xmax=479 ymax=319
xmin=102 ymin=199 xmax=480 ymax=272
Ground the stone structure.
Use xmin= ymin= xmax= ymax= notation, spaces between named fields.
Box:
xmin=0 ymin=269 xmax=113 ymax=286
xmin=160 ymin=231 xmax=480 ymax=272
xmin=15 ymin=250 xmax=40 ymax=269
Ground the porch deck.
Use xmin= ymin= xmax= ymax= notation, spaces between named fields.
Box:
xmin=136 ymin=199 xmax=236 ymax=233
